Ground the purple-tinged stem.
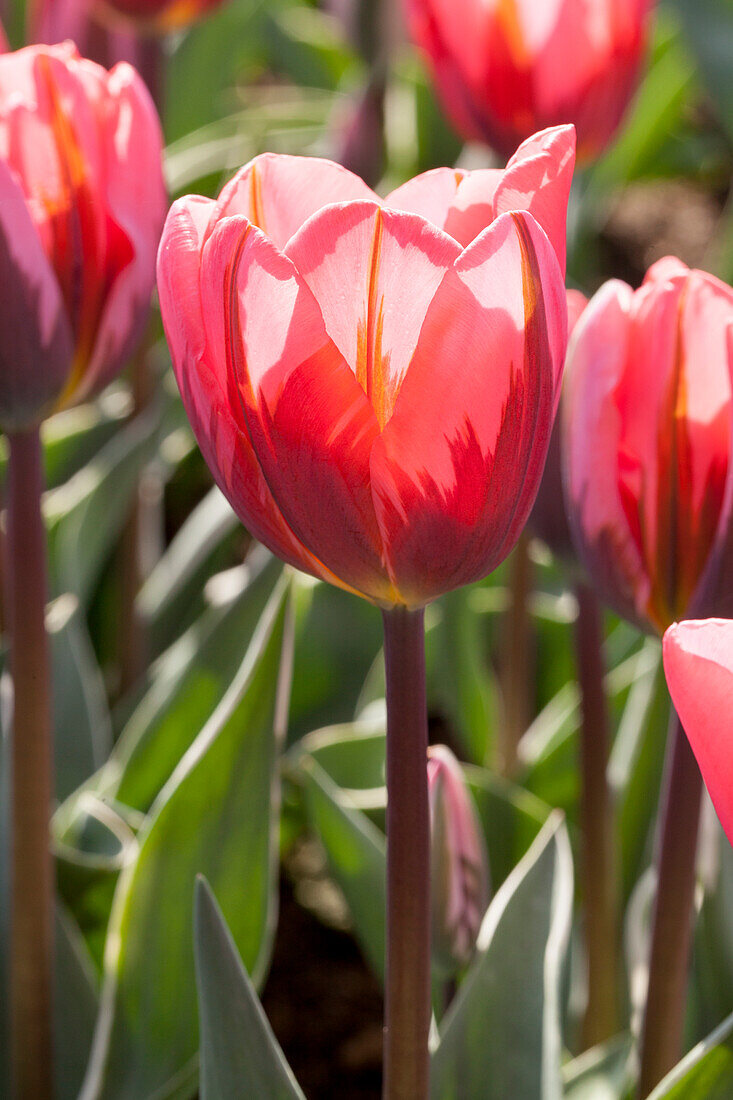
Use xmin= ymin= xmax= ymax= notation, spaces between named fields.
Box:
xmin=574 ymin=583 xmax=619 ymax=1047
xmin=5 ymin=428 xmax=54 ymax=1100
xmin=638 ymin=708 xmax=702 ymax=1097
xmin=382 ymin=607 xmax=430 ymax=1100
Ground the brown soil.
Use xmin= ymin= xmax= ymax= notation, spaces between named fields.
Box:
xmin=262 ymin=872 xmax=383 ymax=1099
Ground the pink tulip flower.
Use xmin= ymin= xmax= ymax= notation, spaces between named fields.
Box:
xmin=0 ymin=42 xmax=166 ymax=431
xmin=563 ymin=258 xmax=733 ymax=634
xmin=664 ymin=619 xmax=733 ymax=844
xmin=428 ymin=745 xmax=489 ymax=972
xmin=158 ymin=132 xmax=572 ymax=608
xmin=405 ymin=0 xmax=652 ymax=161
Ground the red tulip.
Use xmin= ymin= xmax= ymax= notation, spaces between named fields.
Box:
xmin=428 ymin=745 xmax=489 ymax=972
xmin=405 ymin=0 xmax=652 ymax=161
xmin=563 ymin=258 xmax=733 ymax=634
xmin=664 ymin=619 xmax=733 ymax=843
xmin=157 ymin=139 xmax=571 ymax=608
xmin=0 ymin=42 xmax=166 ymax=431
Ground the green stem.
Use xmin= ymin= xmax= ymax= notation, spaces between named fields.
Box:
xmin=638 ymin=708 xmax=702 ymax=1097
xmin=382 ymin=607 xmax=430 ymax=1100
xmin=574 ymin=584 xmax=618 ymax=1047
xmin=5 ymin=429 xmax=54 ymax=1100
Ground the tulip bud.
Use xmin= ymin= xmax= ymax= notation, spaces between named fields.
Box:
xmin=0 ymin=43 xmax=166 ymax=432
xmin=405 ymin=0 xmax=652 ymax=162
xmin=428 ymin=745 xmax=489 ymax=973
xmin=563 ymin=258 xmax=733 ymax=634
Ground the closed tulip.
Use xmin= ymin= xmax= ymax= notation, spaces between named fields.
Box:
xmin=406 ymin=0 xmax=652 ymax=161
xmin=664 ymin=619 xmax=733 ymax=844
xmin=563 ymin=258 xmax=733 ymax=634
xmin=0 ymin=42 xmax=166 ymax=431
xmin=428 ymin=745 xmax=489 ymax=972
xmin=157 ymin=135 xmax=571 ymax=609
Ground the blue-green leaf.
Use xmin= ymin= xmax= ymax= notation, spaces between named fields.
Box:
xmin=194 ymin=877 xmax=305 ymax=1100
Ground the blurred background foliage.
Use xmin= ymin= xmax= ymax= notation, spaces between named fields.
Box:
xmin=0 ymin=0 xmax=732 ymax=1096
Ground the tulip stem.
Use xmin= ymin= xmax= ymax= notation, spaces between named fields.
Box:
xmin=638 ymin=708 xmax=703 ymax=1097
xmin=5 ymin=429 xmax=54 ymax=1100
xmin=382 ymin=607 xmax=431 ymax=1100
xmin=574 ymin=584 xmax=619 ymax=1048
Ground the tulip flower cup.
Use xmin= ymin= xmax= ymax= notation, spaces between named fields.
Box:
xmin=405 ymin=0 xmax=653 ymax=162
xmin=563 ymin=257 xmax=733 ymax=1094
xmin=0 ymin=41 xmax=165 ymax=1099
xmin=157 ymin=139 xmax=573 ymax=1099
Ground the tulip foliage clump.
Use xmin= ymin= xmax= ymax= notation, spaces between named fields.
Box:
xmin=1 ymin=1 xmax=733 ymax=1100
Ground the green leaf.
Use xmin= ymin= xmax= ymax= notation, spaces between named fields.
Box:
xmin=48 ymin=595 xmax=112 ymax=801
xmin=107 ymin=555 xmax=282 ymax=814
xmin=430 ymin=814 xmax=573 ymax=1100
xmin=610 ymin=641 xmax=668 ymax=899
xmin=55 ymin=906 xmax=99 ymax=1100
xmin=299 ymin=756 xmax=386 ymax=981
xmin=79 ymin=577 xmax=292 ymax=1100
xmin=430 ymin=587 xmax=499 ymax=766
xmin=563 ymin=1036 xmax=632 ymax=1099
xmin=45 ymin=404 xmax=163 ymax=604
xmin=646 ymin=1010 xmax=733 ymax=1098
xmin=0 ymin=391 xmax=132 ymax=491
xmin=585 ymin=20 xmax=696 ymax=196
xmin=289 ymin=577 xmax=383 ymax=741
xmin=136 ymin=485 xmax=241 ymax=658
xmin=194 ymin=877 xmax=305 ymax=1100
xmin=666 ymin=0 xmax=733 ymax=142
xmin=695 ymin=822 xmax=733 ymax=1036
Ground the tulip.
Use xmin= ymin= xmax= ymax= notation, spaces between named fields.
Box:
xmin=562 ymin=258 xmax=733 ymax=1092
xmin=0 ymin=42 xmax=165 ymax=1096
xmin=664 ymin=619 xmax=733 ymax=845
xmin=405 ymin=0 xmax=653 ymax=161
xmin=563 ymin=258 xmax=733 ymax=636
xmin=158 ymin=133 xmax=571 ymax=612
xmin=428 ymin=745 xmax=489 ymax=973
xmin=0 ymin=42 xmax=166 ymax=432
xmin=158 ymin=137 xmax=571 ymax=1098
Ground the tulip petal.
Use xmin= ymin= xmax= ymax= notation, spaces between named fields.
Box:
xmin=494 ymin=124 xmax=575 ymax=274
xmin=285 ymin=201 xmax=461 ymax=429
xmin=212 ymin=153 xmax=379 ymax=250
xmin=157 ymin=197 xmax=356 ymax=592
xmin=79 ymin=61 xmax=167 ymax=400
xmin=199 ymin=215 xmax=394 ymax=602
xmin=563 ymin=278 xmax=650 ymax=626
xmin=371 ymin=211 xmax=566 ymax=606
xmin=385 ymin=167 xmax=503 ymax=248
xmin=663 ymin=619 xmax=733 ymax=844
xmin=0 ymin=159 xmax=74 ymax=429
